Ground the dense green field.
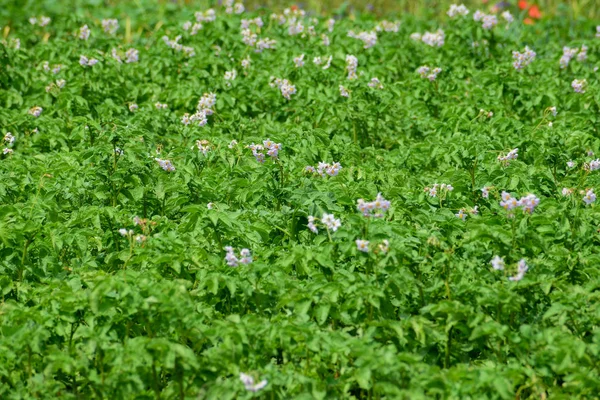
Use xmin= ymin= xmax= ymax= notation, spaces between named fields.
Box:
xmin=2 ymin=1 xmax=600 ymax=399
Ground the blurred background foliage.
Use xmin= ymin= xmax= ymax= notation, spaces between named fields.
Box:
xmin=0 ymin=0 xmax=599 ymax=20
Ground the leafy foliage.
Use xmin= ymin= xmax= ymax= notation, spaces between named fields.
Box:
xmin=1 ymin=1 xmax=600 ymax=399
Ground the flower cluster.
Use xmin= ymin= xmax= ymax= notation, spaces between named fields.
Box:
xmin=497 ymin=148 xmax=518 ymax=165
xmin=490 ymin=257 xmax=529 ymax=281
xmin=42 ymin=62 xmax=62 ymax=74
xmin=356 ymin=193 xmax=391 ymax=218
xmin=339 ymin=85 xmax=350 ymax=97
xmin=79 ymin=55 xmax=99 ymax=67
xmin=162 ymin=35 xmax=195 ymax=57
xmin=307 ymin=213 xmax=341 ymax=234
xmin=198 ymin=92 xmax=217 ymax=115
xmin=102 ymin=19 xmax=119 ymax=35
xmin=79 ymin=25 xmax=91 ymax=40
xmin=447 ymin=4 xmax=469 ymax=18
xmin=376 ymin=20 xmax=400 ymax=32
xmin=193 ymin=139 xmax=212 ymax=155
xmin=239 ymin=373 xmax=267 ymax=392
xmin=571 ymin=79 xmax=587 ymax=93
xmin=154 ymin=158 xmax=175 ymax=172
xmin=559 ymin=45 xmax=587 ymax=68
xmin=455 ymin=206 xmax=478 ymax=221
xmin=425 ymin=183 xmax=454 ymax=197
xmin=587 ymin=159 xmax=600 ymax=171
xmin=155 ymin=102 xmax=168 ymax=110
xmin=583 ymin=189 xmax=596 ymax=205
xmin=111 ymin=48 xmax=139 ymax=63
xmin=417 ymin=66 xmax=442 ymax=81
xmin=182 ymin=20 xmax=203 ymax=35
xmin=348 ymin=30 xmax=377 ymax=49
xmin=345 ymin=55 xmax=358 ymax=80
xmin=224 ymin=69 xmax=237 ymax=83
xmin=512 ymin=47 xmax=536 ymax=70
xmin=313 ymin=55 xmax=332 ymax=69
xmin=500 ymin=191 xmax=540 ymax=214
xmin=45 ymin=79 xmax=66 ymax=92
xmin=247 ymin=139 xmax=281 ymax=163
xmin=3 ymin=132 xmax=15 ymax=155
xmin=224 ymin=0 xmax=244 ymax=14
xmin=411 ymin=29 xmax=445 ymax=47
xmin=502 ymin=11 xmax=514 ymax=23
xmin=28 ymin=106 xmax=43 ymax=117
xmin=29 ymin=16 xmax=51 ymax=26
xmin=269 ymin=77 xmax=296 ymax=100
xmin=195 ymin=9 xmax=216 ymax=23
xmin=509 ymin=259 xmax=529 ymax=281
xmin=305 ymin=161 xmax=342 ymax=177
xmin=355 ymin=239 xmax=390 ymax=254
xmin=368 ymin=77 xmax=383 ymax=89
xmin=225 ymin=247 xmax=252 ymax=267
xmin=473 ymin=11 xmax=498 ymax=29
xmin=255 ymin=37 xmax=277 ymax=53
xmin=293 ymin=54 xmax=305 ymax=67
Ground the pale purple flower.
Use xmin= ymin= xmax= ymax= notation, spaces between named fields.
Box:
xmin=572 ymin=79 xmax=587 ymax=93
xmin=102 ymin=19 xmax=119 ymax=35
xmin=79 ymin=25 xmax=90 ymax=40
xmin=583 ymin=189 xmax=596 ymax=205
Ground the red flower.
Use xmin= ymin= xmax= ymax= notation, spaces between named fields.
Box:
xmin=528 ymin=5 xmax=542 ymax=19
xmin=523 ymin=17 xmax=534 ymax=25
xmin=518 ymin=0 xmax=529 ymax=10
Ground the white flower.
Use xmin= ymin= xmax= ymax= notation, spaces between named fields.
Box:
xmin=224 ymin=69 xmax=237 ymax=81
xmin=207 ymin=202 xmax=213 ymax=209
xmin=293 ymin=54 xmax=305 ymax=68
xmin=455 ymin=209 xmax=467 ymax=221
xmin=481 ymin=187 xmax=490 ymax=199
xmin=368 ymin=77 xmax=383 ymax=89
xmin=497 ymin=148 xmax=518 ymax=165
xmin=567 ymin=160 xmax=575 ymax=168
xmin=490 ymin=255 xmax=505 ymax=271
xmin=240 ymin=373 xmax=267 ymax=392
xmin=129 ymin=103 xmax=138 ymax=112
xmin=4 ymin=132 xmax=15 ymax=144
xmin=356 ymin=239 xmax=369 ymax=253
xmin=339 ymin=85 xmax=350 ymax=98
xmin=447 ymin=4 xmax=469 ymax=18
xmin=501 ymin=11 xmax=514 ymax=23
xmin=509 ymin=259 xmax=529 ymax=281
xmin=321 ymin=213 xmax=341 ymax=232
xmin=28 ymin=106 xmax=43 ymax=117
xmin=378 ymin=240 xmax=390 ymax=254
